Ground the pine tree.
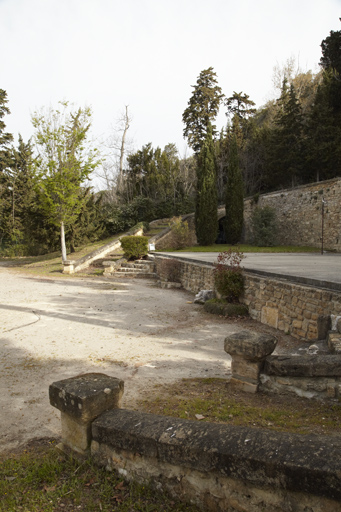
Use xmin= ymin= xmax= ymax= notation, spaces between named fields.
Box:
xmin=195 ymin=124 xmax=218 ymax=246
xmin=224 ymin=135 xmax=244 ymax=244
xmin=182 ymin=68 xmax=223 ymax=154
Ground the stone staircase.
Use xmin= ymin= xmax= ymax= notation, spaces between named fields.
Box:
xmin=103 ymin=258 xmax=157 ymax=279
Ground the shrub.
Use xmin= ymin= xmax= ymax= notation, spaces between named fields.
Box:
xmin=169 ymin=217 xmax=192 ymax=249
xmin=251 ymin=206 xmax=278 ymax=246
xmin=120 ymin=235 xmax=149 ymax=260
xmin=204 ymin=298 xmax=248 ymax=317
xmin=158 ymin=258 xmax=182 ymax=283
xmin=213 ymin=249 xmax=244 ymax=302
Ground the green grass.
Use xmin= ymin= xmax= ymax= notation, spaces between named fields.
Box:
xmin=160 ymin=244 xmax=320 ymax=253
xmin=137 ymin=378 xmax=341 ymax=436
xmin=0 ymin=441 xmax=199 ymax=512
xmin=0 ymin=236 xmax=122 ymax=278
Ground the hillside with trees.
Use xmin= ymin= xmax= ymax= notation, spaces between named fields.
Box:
xmin=0 ymin=23 xmax=340 ymax=255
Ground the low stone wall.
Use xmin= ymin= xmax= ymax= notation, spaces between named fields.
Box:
xmin=62 ymin=226 xmax=143 ymax=274
xmin=153 ymin=255 xmax=341 ymax=341
xmin=50 ymin=373 xmax=341 ymax=512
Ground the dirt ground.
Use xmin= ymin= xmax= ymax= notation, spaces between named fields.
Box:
xmin=0 ymin=266 xmax=298 ymax=454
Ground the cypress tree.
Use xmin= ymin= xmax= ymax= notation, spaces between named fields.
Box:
xmin=195 ymin=123 xmax=218 ymax=246
xmin=224 ymin=135 xmax=244 ymax=244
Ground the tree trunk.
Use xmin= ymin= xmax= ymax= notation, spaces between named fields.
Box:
xmin=117 ymin=105 xmax=130 ymax=195
xmin=61 ymin=221 xmax=67 ymax=261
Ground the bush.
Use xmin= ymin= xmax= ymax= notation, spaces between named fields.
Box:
xmin=158 ymin=258 xmax=182 ymax=283
xmin=251 ymin=206 xmax=277 ymax=246
xmin=120 ymin=236 xmax=149 ymax=260
xmin=169 ymin=217 xmax=192 ymax=249
xmin=204 ymin=298 xmax=248 ymax=317
xmin=213 ymin=249 xmax=245 ymax=302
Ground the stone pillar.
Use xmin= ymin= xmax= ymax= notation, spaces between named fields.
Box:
xmin=62 ymin=260 xmax=75 ymax=274
xmin=224 ymin=330 xmax=277 ymax=393
xmin=49 ymin=373 xmax=124 ymax=457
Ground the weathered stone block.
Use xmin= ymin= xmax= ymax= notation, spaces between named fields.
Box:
xmin=261 ymin=306 xmax=278 ymax=329
xmin=327 ymin=332 xmax=341 ymax=354
xmin=264 ymin=355 xmax=341 ymax=378
xmin=61 ymin=411 xmax=91 ymax=453
xmin=49 ymin=373 xmax=124 ymax=424
xmin=224 ymin=330 xmax=277 ymax=361
xmin=231 ymin=356 xmax=263 ymax=381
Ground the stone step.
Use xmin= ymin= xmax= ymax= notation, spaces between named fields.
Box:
xmin=116 ymin=267 xmax=145 ymax=273
xmin=112 ymin=271 xmax=158 ymax=279
xmin=121 ymin=263 xmax=152 ymax=270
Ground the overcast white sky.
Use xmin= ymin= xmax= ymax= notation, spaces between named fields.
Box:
xmin=1 ymin=0 xmax=340 ymax=160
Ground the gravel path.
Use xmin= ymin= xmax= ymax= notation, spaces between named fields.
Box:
xmin=0 ymin=268 xmax=245 ymax=453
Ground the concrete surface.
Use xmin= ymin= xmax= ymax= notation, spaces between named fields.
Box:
xmin=157 ymin=252 xmax=341 ymax=290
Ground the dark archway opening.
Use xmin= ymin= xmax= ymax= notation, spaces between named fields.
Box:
xmin=216 ymin=216 xmax=226 ymax=244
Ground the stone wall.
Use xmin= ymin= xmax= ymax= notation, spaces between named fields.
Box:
xmin=244 ymin=177 xmax=341 ymax=251
xmin=50 ymin=373 xmax=341 ymax=512
xmin=154 ymin=255 xmax=341 ymax=341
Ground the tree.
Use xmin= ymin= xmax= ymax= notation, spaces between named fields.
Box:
xmin=1 ymin=136 xmax=36 ymax=243
xmin=100 ymin=106 xmax=133 ymax=202
xmin=224 ymin=135 xmax=244 ymax=244
xmin=31 ymin=102 xmax=100 ymax=261
xmin=182 ymin=67 xmax=224 ymax=154
xmin=0 ymin=89 xmax=13 ymax=172
xmin=195 ymin=123 xmax=218 ymax=245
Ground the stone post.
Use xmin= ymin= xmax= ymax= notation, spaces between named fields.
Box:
xmin=224 ymin=330 xmax=277 ymax=393
xmin=62 ymin=260 xmax=75 ymax=274
xmin=49 ymin=373 xmax=124 ymax=457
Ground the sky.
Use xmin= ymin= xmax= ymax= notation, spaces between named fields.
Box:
xmin=1 ymin=0 xmax=340 ymax=167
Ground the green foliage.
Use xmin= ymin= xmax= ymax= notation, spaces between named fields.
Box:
xmin=195 ymin=124 xmax=218 ymax=246
xmin=251 ymin=206 xmax=278 ymax=246
xmin=0 ymin=89 xmax=13 ymax=171
xmin=123 ymin=143 xmax=195 ymax=214
xmin=31 ymin=101 xmax=101 ymax=260
xmin=224 ymin=135 xmax=244 ymax=244
xmin=158 ymin=257 xmax=182 ymax=282
xmin=204 ymin=298 xmax=248 ymax=317
xmin=170 ymin=217 xmax=191 ymax=249
xmin=120 ymin=235 xmax=148 ymax=260
xmin=182 ymin=67 xmax=224 ymax=153
xmin=213 ymin=249 xmax=245 ymax=302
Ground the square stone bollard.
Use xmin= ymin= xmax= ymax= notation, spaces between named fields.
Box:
xmin=224 ymin=330 xmax=277 ymax=393
xmin=49 ymin=373 xmax=124 ymax=457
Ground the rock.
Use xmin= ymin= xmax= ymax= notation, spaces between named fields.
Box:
xmin=194 ymin=290 xmax=215 ymax=304
xmin=224 ymin=330 xmax=277 ymax=361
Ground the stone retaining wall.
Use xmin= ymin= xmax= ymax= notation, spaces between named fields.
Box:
xmin=50 ymin=373 xmax=341 ymax=512
xmin=244 ymin=177 xmax=341 ymax=251
xmin=153 ymin=255 xmax=341 ymax=341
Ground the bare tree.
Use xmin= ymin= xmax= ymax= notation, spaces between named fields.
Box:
xmin=97 ymin=106 xmax=133 ymax=202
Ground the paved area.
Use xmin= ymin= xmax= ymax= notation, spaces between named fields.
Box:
xmin=0 ymin=267 xmax=245 ymax=453
xmin=158 ymin=252 xmax=341 ymax=288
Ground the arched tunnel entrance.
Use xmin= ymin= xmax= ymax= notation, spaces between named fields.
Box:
xmin=216 ymin=216 xmax=226 ymax=244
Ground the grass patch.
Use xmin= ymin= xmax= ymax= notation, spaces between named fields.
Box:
xmin=0 ymin=236 xmax=122 ymax=278
xmin=137 ymin=378 xmax=341 ymax=436
xmin=161 ymin=244 xmax=320 ymax=253
xmin=0 ymin=440 xmax=199 ymax=512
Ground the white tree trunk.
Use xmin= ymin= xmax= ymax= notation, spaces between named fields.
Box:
xmin=61 ymin=221 xmax=67 ymax=261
